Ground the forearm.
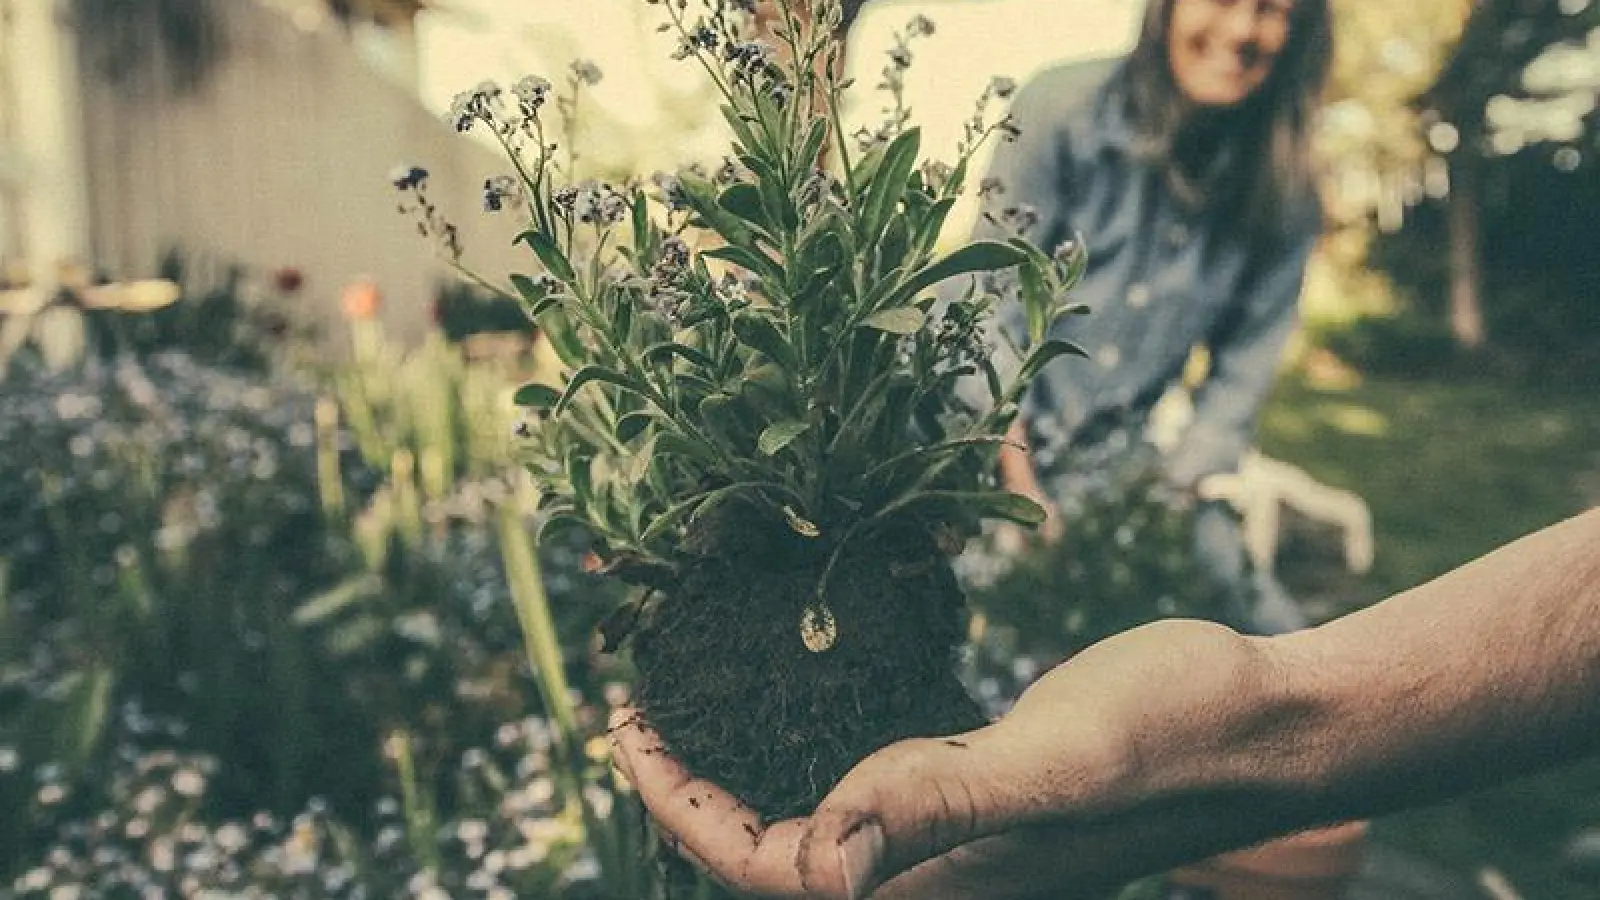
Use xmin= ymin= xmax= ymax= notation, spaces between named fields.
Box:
xmin=1048 ymin=508 xmax=1600 ymax=885
xmin=1253 ymin=506 xmax=1600 ymax=820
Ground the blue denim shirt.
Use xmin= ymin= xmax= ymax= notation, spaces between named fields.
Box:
xmin=970 ymin=58 xmax=1319 ymax=490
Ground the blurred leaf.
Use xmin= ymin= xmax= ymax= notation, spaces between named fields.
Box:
xmin=513 ymin=382 xmax=561 ymax=408
xmin=757 ymin=421 xmax=809 ymax=456
xmin=859 ymin=307 xmax=925 ymax=335
xmin=292 ymin=574 xmax=385 ymax=626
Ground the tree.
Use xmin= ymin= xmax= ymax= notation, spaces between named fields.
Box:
xmin=1418 ymin=0 xmax=1600 ymax=348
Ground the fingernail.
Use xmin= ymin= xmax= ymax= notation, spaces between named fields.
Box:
xmin=837 ymin=820 xmax=883 ymax=900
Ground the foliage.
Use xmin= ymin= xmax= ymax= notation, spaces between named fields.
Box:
xmin=417 ymin=0 xmax=1088 ymax=608
xmin=1357 ymin=146 xmax=1600 ymax=379
xmin=1423 ymin=0 xmax=1600 ymax=166
xmin=0 ymin=292 xmax=638 ymax=893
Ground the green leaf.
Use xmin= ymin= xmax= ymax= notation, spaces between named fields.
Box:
xmin=797 ymin=119 xmax=829 ymax=179
xmin=511 ymin=273 xmax=563 ymax=318
xmin=656 ymin=430 xmax=719 ymax=466
xmin=513 ymin=382 xmax=561 ymax=408
xmin=1006 ymin=339 xmax=1089 ymax=404
xmin=644 ymin=341 xmax=716 ymax=371
xmin=911 ymin=197 xmax=957 ymax=258
xmin=516 ymin=230 xmax=577 ymax=283
xmin=554 ymin=365 xmax=652 ymax=417
xmin=631 ymin=188 xmax=651 ymax=260
xmin=877 ymin=214 xmax=912 ymax=277
xmin=638 ymin=493 xmax=706 ymax=546
xmin=702 ymin=245 xmax=784 ymax=282
xmin=862 ymin=435 xmax=1013 ymax=488
xmin=689 ymin=481 xmax=780 ymax=528
xmin=882 ymin=240 xmax=1027 ymax=310
xmin=565 ymin=450 xmax=594 ymax=509
xmin=537 ymin=311 xmax=585 ymax=367
xmin=732 ymin=313 xmax=796 ymax=371
xmin=860 ymin=128 xmax=921 ymax=243
xmin=719 ymin=104 xmax=765 ymax=157
xmin=612 ymin=289 xmax=634 ymax=343
xmin=1020 ymin=261 xmax=1052 ymax=346
xmin=615 ymin=410 xmax=657 ymax=443
xmin=679 ymin=175 xmax=755 ymax=250
xmin=859 ymin=306 xmax=925 ymax=335
xmin=698 ymin=392 xmax=747 ymax=448
xmin=510 ymin=273 xmax=547 ymax=303
xmin=946 ymin=154 xmax=971 ymax=197
xmin=738 ymin=362 xmax=798 ymax=421
xmin=718 ymin=183 xmax=772 ymax=230
xmin=757 ymin=421 xmax=810 ymax=456
xmin=746 ymin=154 xmax=798 ymax=231
xmin=535 ymin=508 xmax=588 ymax=545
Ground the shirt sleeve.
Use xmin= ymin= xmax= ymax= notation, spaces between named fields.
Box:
xmin=1163 ymin=229 xmax=1317 ymax=487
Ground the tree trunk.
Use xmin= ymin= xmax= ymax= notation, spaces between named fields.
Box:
xmin=1447 ymin=156 xmax=1486 ymax=349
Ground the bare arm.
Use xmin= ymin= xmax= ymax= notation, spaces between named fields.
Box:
xmin=1253 ymin=504 xmax=1600 ymax=820
xmin=612 ymin=508 xmax=1600 ymax=899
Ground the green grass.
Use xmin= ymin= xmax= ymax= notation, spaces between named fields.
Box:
xmin=1257 ymin=369 xmax=1600 ymax=899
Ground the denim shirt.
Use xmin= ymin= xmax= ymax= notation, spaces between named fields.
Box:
xmin=970 ymin=58 xmax=1319 ymax=490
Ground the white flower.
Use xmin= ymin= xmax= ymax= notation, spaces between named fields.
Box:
xmin=511 ymin=75 xmax=552 ymax=110
xmin=171 ymin=768 xmax=206 ymax=797
xmin=447 ymin=81 xmax=501 ymax=132
xmin=455 ymin=819 xmax=489 ymax=843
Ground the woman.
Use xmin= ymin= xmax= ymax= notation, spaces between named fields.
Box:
xmin=982 ymin=0 xmax=1334 ymax=637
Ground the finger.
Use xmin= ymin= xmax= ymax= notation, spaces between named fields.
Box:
xmin=607 ymin=707 xmax=812 ymax=897
xmin=797 ymin=728 xmax=1010 ymax=899
xmin=869 ymin=825 xmax=1102 ymax=900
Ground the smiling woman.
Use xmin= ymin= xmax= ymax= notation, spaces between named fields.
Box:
xmin=1166 ymin=0 xmax=1298 ymax=108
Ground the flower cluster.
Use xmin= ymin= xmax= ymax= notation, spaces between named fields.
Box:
xmin=552 ymin=181 xmax=630 ymax=228
xmin=413 ymin=0 xmax=1089 ymax=645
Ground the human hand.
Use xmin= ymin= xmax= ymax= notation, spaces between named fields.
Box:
xmin=610 ymin=619 xmax=1280 ymax=899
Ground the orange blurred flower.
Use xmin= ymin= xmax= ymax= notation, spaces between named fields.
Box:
xmin=340 ymin=278 xmax=382 ymax=321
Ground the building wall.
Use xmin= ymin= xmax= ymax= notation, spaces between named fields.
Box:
xmin=76 ymin=0 xmax=526 ymax=340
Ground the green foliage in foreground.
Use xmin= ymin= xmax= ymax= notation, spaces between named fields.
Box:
xmin=427 ymin=0 xmax=1087 ymax=595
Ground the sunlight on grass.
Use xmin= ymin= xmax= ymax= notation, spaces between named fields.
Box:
xmin=1320 ymin=402 xmax=1388 ymax=437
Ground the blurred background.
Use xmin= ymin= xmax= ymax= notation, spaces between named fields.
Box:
xmin=1 ymin=0 xmax=1597 ymax=898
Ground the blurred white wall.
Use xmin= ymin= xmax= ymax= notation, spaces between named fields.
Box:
xmin=2 ymin=0 xmax=93 ymax=291
xmin=74 ymin=0 xmax=524 ymax=339
xmin=418 ymin=0 xmax=1142 ymax=236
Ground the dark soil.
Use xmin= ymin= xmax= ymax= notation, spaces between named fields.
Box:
xmin=627 ymin=503 xmax=986 ymax=822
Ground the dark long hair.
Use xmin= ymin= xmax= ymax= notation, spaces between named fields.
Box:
xmin=1121 ymin=0 xmax=1333 ymax=243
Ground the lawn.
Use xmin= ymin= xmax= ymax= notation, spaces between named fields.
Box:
xmin=1258 ymin=367 xmax=1600 ymax=900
